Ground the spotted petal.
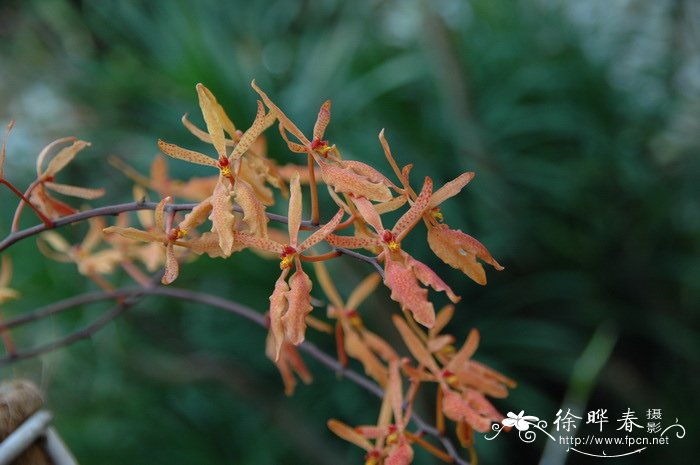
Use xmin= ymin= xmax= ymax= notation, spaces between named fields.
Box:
xmin=318 ymin=158 xmax=392 ymax=202
xmin=269 ymin=271 xmax=290 ymax=359
xmin=385 ymin=258 xmax=436 ymax=328
xmin=427 ymin=224 xmax=503 ymax=286
xmin=234 ymin=178 xmax=269 ymax=237
xmin=282 ymin=269 xmax=313 ymax=345
xmin=209 ymin=181 xmax=237 ymax=256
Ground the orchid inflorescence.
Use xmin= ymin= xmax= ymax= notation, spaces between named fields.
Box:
xmin=0 ymin=81 xmax=512 ymax=464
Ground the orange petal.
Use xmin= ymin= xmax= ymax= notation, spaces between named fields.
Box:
xmin=313 ymin=100 xmax=331 ymax=141
xmin=408 ymin=255 xmax=460 ymax=304
xmin=233 ymin=178 xmax=269 ymax=237
xmin=44 ymin=182 xmax=104 ymax=199
xmin=427 ymin=334 xmax=454 ymax=353
xmin=298 ymin=208 xmax=344 ymax=252
xmin=346 ymin=272 xmax=382 ymax=310
xmin=281 ymin=269 xmax=313 ymax=345
xmin=209 ymin=181 xmax=236 ymax=256
xmin=326 ymin=233 xmax=380 ymax=250
xmin=317 ymin=158 xmax=392 ymax=202
xmin=385 ymin=259 xmax=436 ymax=328
xmin=265 ymin=334 xmax=312 ymax=396
xmin=182 ymin=231 xmax=229 ymax=258
xmin=161 ymin=243 xmax=179 ymax=285
xmin=149 ymin=155 xmax=169 ymax=193
xmin=232 ymin=232 xmax=284 ymax=254
xmin=182 ymin=112 xmax=235 ymax=146
xmin=427 ymin=225 xmax=503 ymax=286
xmin=363 ymin=330 xmax=399 ymax=363
xmin=327 ymin=420 xmax=373 ymax=452
xmin=238 ymin=155 xmax=277 ymax=205
xmin=157 ymin=140 xmax=218 ymax=168
xmin=269 ymin=272 xmax=290 ymax=359
xmin=392 ymin=315 xmax=440 ymax=374
xmin=392 ymin=177 xmax=432 ymax=239
xmin=344 ymin=160 xmax=397 ymax=189
xmin=43 ymin=139 xmax=91 ymax=177
xmin=430 ymin=305 xmax=455 ymax=339
xmin=388 ymin=360 xmax=404 ymax=428
xmin=374 ymin=196 xmax=407 ymax=215
xmin=155 ymin=196 xmax=170 ymax=232
xmin=446 ymin=328 xmax=480 ymax=373
xmin=196 ymin=83 xmax=227 ymax=160
xmin=196 ymin=85 xmax=238 ymax=140
xmin=386 ymin=442 xmax=414 ymax=465
xmin=311 ymin=261 xmax=344 ymax=310
xmin=345 ymin=329 xmax=388 ymax=386
xmin=351 ymin=195 xmax=384 ymax=233
xmin=428 ymin=172 xmax=475 ymax=209
xmin=230 ymin=100 xmax=276 ymax=160
xmin=251 ymin=80 xmax=310 ymax=146
xmin=36 ymin=136 xmax=76 ymax=176
xmin=103 ymin=226 xmax=160 ymax=243
xmin=278 ymin=124 xmax=309 ymax=153
xmin=288 ymin=171 xmax=302 ymax=245
xmin=440 ymin=388 xmax=492 ymax=433
xmin=180 ymin=198 xmax=214 ymax=230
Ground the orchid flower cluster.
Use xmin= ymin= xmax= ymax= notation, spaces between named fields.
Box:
xmin=0 ymin=82 xmax=512 ymax=464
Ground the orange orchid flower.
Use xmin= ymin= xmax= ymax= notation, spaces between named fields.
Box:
xmin=314 ymin=262 xmax=398 ymax=386
xmin=38 ymin=218 xmax=123 ymax=291
xmin=15 ymin=137 xmax=105 ymax=225
xmin=265 ymin=334 xmax=312 ymax=396
xmin=379 ymin=131 xmax=503 ymax=285
xmin=234 ymin=172 xmax=344 ymax=358
xmin=251 ymin=81 xmax=395 ymax=203
xmin=103 ymin=197 xmax=226 ymax=284
xmin=157 ymin=83 xmax=277 ymax=255
xmin=393 ymin=315 xmax=511 ymax=437
xmin=329 ymin=361 xmax=434 ymax=465
xmin=327 ymin=177 xmax=460 ymax=328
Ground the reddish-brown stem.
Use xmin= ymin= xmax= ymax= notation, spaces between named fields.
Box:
xmin=405 ymin=431 xmax=454 ymax=463
xmin=334 ymin=214 xmax=357 ymax=231
xmin=335 ymin=322 xmax=348 ymax=368
xmin=1 ymin=178 xmax=52 ymax=228
xmin=299 ymin=250 xmax=341 ymax=262
xmin=436 ymin=385 xmax=445 ymax=434
xmin=307 ymin=154 xmax=320 ymax=225
xmin=12 ymin=179 xmax=46 ymax=232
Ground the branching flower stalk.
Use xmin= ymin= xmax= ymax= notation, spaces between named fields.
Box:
xmin=0 ymin=81 xmax=510 ymax=465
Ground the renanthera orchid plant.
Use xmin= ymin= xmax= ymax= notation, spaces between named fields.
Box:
xmin=0 ymin=81 xmax=512 ymax=465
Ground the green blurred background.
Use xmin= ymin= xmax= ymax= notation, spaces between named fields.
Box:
xmin=1 ymin=0 xmax=698 ymax=463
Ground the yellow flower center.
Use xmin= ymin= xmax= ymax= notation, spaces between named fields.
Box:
xmin=220 ymin=166 xmax=232 ymax=177
xmin=169 ymin=227 xmax=188 ymax=241
xmin=388 ymin=241 xmax=400 ymax=252
xmin=364 ymin=452 xmax=381 ymax=465
xmin=442 ymin=369 xmax=459 ymax=387
xmin=280 ymin=255 xmax=295 ymax=269
xmin=280 ymin=245 xmax=297 ymax=269
xmin=431 ymin=208 xmax=444 ymax=222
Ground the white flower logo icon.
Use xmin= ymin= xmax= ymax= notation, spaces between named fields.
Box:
xmin=502 ymin=411 xmax=540 ymax=431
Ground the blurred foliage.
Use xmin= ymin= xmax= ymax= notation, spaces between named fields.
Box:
xmin=1 ymin=0 xmax=699 ymax=464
